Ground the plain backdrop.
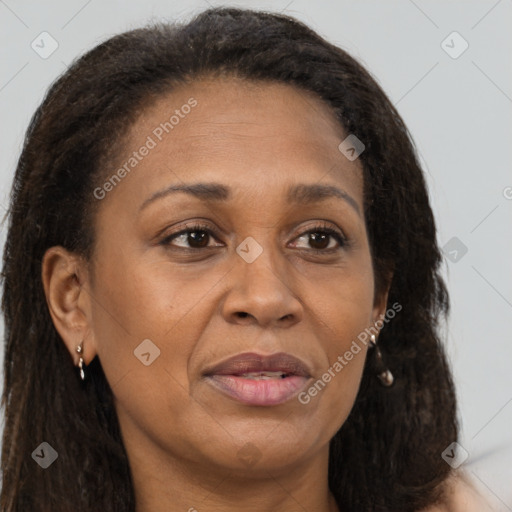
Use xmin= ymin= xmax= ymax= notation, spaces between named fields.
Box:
xmin=1 ymin=0 xmax=511 ymax=509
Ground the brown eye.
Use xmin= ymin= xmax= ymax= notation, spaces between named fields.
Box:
xmin=308 ymin=232 xmax=332 ymax=250
xmin=293 ymin=226 xmax=346 ymax=252
xmin=160 ymin=224 xmax=222 ymax=250
xmin=185 ymin=230 xmax=210 ymax=248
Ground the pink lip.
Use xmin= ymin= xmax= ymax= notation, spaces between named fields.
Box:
xmin=206 ymin=374 xmax=309 ymax=406
xmin=203 ymin=352 xmax=312 ymax=406
xmin=203 ymin=352 xmax=311 ymax=377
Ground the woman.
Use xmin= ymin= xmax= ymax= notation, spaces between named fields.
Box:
xmin=0 ymin=7 xmax=490 ymax=511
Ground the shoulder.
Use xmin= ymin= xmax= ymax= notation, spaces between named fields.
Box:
xmin=421 ymin=472 xmax=494 ymax=512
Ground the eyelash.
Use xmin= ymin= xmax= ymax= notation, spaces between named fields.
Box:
xmin=159 ymin=222 xmax=348 ymax=254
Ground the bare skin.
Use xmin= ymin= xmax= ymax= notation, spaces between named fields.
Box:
xmin=42 ymin=77 xmax=392 ymax=512
xmin=423 ymin=471 xmax=494 ymax=512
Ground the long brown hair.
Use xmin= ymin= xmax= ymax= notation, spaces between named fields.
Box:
xmin=1 ymin=7 xmax=457 ymax=511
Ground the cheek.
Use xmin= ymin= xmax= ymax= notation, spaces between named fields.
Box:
xmin=88 ymin=256 xmax=217 ymax=448
xmin=299 ymin=302 xmax=370 ymax=437
xmin=318 ymin=257 xmax=376 ymax=352
xmin=92 ymin=245 xmax=211 ymax=336
xmin=300 ymin=259 xmax=374 ymax=423
xmin=89 ymin=246 xmax=232 ymax=388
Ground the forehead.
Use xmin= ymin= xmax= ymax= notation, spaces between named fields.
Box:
xmin=99 ymin=76 xmax=364 ymax=212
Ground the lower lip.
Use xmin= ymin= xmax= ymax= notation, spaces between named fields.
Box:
xmin=205 ymin=375 xmax=309 ymax=406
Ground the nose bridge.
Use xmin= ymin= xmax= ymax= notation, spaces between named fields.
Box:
xmin=237 ymin=231 xmax=284 ymax=287
xmin=221 ymin=228 xmax=303 ymax=327
xmin=238 ymin=227 xmax=288 ymax=289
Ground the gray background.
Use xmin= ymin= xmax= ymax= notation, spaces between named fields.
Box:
xmin=1 ymin=0 xmax=511 ymax=508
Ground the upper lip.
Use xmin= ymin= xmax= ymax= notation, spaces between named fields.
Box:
xmin=203 ymin=352 xmax=311 ymax=378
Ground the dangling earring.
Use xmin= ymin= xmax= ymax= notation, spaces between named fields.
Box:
xmin=76 ymin=341 xmax=85 ymax=381
xmin=369 ymin=334 xmax=394 ymax=387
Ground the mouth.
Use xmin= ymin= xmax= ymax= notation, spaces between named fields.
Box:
xmin=202 ymin=352 xmax=312 ymax=406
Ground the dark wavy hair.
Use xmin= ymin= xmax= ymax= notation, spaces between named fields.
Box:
xmin=1 ymin=7 xmax=457 ymax=511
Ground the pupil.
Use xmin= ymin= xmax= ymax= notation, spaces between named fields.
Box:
xmin=310 ymin=232 xmax=328 ymax=249
xmin=189 ymin=231 xmax=208 ymax=247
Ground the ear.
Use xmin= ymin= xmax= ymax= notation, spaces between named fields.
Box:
xmin=41 ymin=246 xmax=98 ymax=366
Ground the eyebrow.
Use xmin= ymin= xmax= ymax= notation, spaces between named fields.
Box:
xmin=139 ymin=182 xmax=361 ymax=216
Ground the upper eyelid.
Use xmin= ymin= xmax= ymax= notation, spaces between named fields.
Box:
xmin=166 ymin=220 xmax=345 ymax=237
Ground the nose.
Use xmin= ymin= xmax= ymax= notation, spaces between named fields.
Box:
xmin=221 ymin=240 xmax=304 ymax=328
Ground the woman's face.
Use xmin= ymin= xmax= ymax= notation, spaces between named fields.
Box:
xmin=82 ymin=77 xmax=387 ymax=475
